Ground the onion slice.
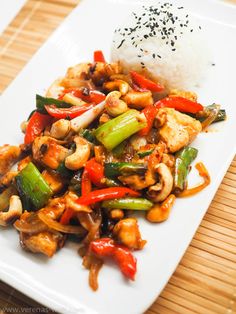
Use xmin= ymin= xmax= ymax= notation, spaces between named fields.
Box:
xmin=38 ymin=212 xmax=87 ymax=235
xmin=177 ymin=162 xmax=210 ymax=197
xmin=14 ymin=214 xmax=48 ymax=234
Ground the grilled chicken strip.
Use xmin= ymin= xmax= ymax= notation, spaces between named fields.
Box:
xmin=158 ymin=108 xmax=202 ymax=153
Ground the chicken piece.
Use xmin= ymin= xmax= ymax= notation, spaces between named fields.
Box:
xmin=113 ymin=218 xmax=146 ymax=250
xmin=159 ymin=108 xmax=202 ymax=153
xmin=32 ymin=136 xmax=69 ymax=169
xmin=0 ymin=145 xmax=21 ymax=176
xmin=20 ymin=231 xmax=65 ymax=258
xmin=88 ymin=62 xmax=122 ymax=86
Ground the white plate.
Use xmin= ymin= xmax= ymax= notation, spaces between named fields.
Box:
xmin=0 ymin=0 xmax=26 ymax=35
xmin=0 ymin=0 xmax=236 ymax=313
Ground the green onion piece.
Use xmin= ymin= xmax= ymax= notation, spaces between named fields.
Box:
xmin=79 ymin=129 xmax=96 ymax=143
xmin=36 ymin=94 xmax=71 ymax=114
xmin=102 ymin=197 xmax=153 ymax=210
xmin=174 ymin=147 xmax=198 ymax=192
xmin=104 ymin=162 xmax=147 ymax=177
xmin=94 ymin=109 xmax=147 ymax=151
xmin=56 ymin=162 xmax=74 ymax=179
xmin=137 ymin=148 xmax=154 ymax=158
xmin=15 ymin=162 xmax=53 ymax=210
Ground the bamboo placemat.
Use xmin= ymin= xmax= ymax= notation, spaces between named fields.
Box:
xmin=0 ymin=1 xmax=236 ymax=313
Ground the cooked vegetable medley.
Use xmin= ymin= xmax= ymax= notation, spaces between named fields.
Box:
xmin=0 ymin=50 xmax=226 ymax=290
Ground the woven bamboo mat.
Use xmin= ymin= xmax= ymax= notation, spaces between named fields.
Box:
xmin=0 ymin=1 xmax=236 ymax=313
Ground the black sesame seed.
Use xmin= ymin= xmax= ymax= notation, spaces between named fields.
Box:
xmin=117 ymin=39 xmax=125 ymax=49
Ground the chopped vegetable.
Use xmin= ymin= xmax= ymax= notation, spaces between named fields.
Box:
xmin=76 ymin=187 xmax=140 ymax=206
xmin=79 ymin=129 xmax=96 ymax=143
xmin=36 ymin=94 xmax=71 ymax=114
xmin=102 ymin=197 xmax=153 ymax=210
xmin=177 ymin=162 xmax=211 ymax=197
xmin=61 ymin=89 xmax=106 ymax=105
xmin=85 ymin=158 xmax=105 ymax=187
xmin=24 ymin=112 xmax=52 ymax=145
xmin=45 ymin=104 xmax=94 ymax=119
xmin=15 ymin=162 xmax=53 ymax=210
xmin=130 ymin=71 xmax=164 ymax=92
xmin=93 ymin=50 xmax=106 ymax=63
xmin=70 ymin=101 xmax=106 ymax=132
xmin=137 ymin=148 xmax=154 ymax=158
xmin=174 ymin=147 xmax=198 ymax=192
xmin=104 ymin=162 xmax=147 ymax=177
xmin=198 ymin=104 xmax=220 ymax=130
xmin=56 ymin=162 xmax=74 ymax=179
xmin=195 ymin=104 xmax=226 ymax=124
xmin=155 ymin=96 xmax=203 ymax=113
xmin=94 ymin=109 xmax=147 ymax=151
xmin=81 ymin=169 xmax=92 ymax=196
xmin=89 ymin=238 xmax=137 ymax=280
xmin=138 ymin=105 xmax=158 ymax=136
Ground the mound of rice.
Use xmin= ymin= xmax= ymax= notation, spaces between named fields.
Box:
xmin=111 ymin=2 xmax=210 ymax=91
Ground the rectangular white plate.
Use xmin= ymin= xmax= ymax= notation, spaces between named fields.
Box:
xmin=0 ymin=0 xmax=236 ymax=313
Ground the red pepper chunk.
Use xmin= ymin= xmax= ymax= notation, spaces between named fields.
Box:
xmin=76 ymin=187 xmax=140 ymax=206
xmin=59 ymin=89 xmax=106 ymax=105
xmin=139 ymin=105 xmax=158 ymax=136
xmin=89 ymin=238 xmax=137 ymax=280
xmin=81 ymin=169 xmax=92 ymax=196
xmin=155 ymin=96 xmax=203 ymax=114
xmin=45 ymin=104 xmax=94 ymax=119
xmin=24 ymin=112 xmax=52 ymax=145
xmin=130 ymin=71 xmax=164 ymax=92
xmin=85 ymin=158 xmax=105 ymax=187
xmin=60 ymin=208 xmax=75 ymax=225
xmin=93 ymin=50 xmax=106 ymax=63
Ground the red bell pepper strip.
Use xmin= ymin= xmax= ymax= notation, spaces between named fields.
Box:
xmin=24 ymin=112 xmax=52 ymax=145
xmin=154 ymin=96 xmax=203 ymax=114
xmin=130 ymin=71 xmax=164 ymax=92
xmin=59 ymin=89 xmax=106 ymax=105
xmin=60 ymin=207 xmax=75 ymax=225
xmin=81 ymin=168 xmax=92 ymax=196
xmin=93 ymin=50 xmax=106 ymax=63
xmin=76 ymin=187 xmax=140 ymax=206
xmin=89 ymin=238 xmax=137 ymax=280
xmin=85 ymin=158 xmax=105 ymax=187
xmin=45 ymin=104 xmax=94 ymax=119
xmin=138 ymin=105 xmax=158 ymax=136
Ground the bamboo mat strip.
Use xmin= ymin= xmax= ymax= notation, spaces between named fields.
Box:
xmin=0 ymin=1 xmax=236 ymax=314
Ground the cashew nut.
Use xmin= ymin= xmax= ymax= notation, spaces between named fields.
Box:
xmin=146 ymin=194 xmax=176 ymax=223
xmin=0 ymin=195 xmax=23 ymax=226
xmin=147 ymin=163 xmax=173 ymax=202
xmin=50 ymin=119 xmax=71 ymax=140
xmin=103 ymin=80 xmax=129 ymax=95
xmin=109 ymin=209 xmax=124 ymax=220
xmin=105 ymin=91 xmax=128 ymax=117
xmin=122 ymin=90 xmax=153 ymax=109
xmin=65 ymin=136 xmax=90 ymax=170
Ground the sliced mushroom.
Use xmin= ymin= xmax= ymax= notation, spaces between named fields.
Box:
xmin=147 ymin=163 xmax=173 ymax=202
xmin=0 ymin=195 xmax=23 ymax=226
xmin=65 ymin=136 xmax=90 ymax=170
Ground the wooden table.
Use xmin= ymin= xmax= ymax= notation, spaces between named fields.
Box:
xmin=0 ymin=1 xmax=236 ymax=313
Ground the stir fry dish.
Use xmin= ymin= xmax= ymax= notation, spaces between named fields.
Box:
xmin=0 ymin=51 xmax=226 ymax=290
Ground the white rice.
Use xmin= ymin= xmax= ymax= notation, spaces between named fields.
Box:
xmin=111 ymin=2 xmax=210 ymax=91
